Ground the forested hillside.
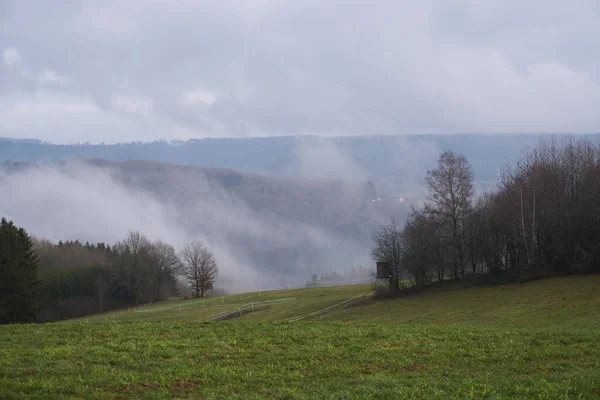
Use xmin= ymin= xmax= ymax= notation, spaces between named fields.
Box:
xmin=1 ymin=134 xmax=570 ymax=189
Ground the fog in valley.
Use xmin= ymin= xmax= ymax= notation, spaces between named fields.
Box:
xmin=0 ymin=137 xmax=441 ymax=293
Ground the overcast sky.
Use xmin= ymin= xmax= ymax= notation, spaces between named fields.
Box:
xmin=1 ymin=0 xmax=599 ymax=144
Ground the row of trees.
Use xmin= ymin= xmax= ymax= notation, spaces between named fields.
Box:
xmin=373 ymin=136 xmax=600 ymax=294
xmin=1 ymin=224 xmax=220 ymax=323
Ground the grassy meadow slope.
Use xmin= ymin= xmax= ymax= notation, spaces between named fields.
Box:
xmin=68 ymin=285 xmax=372 ymax=324
xmin=2 ymin=276 xmax=600 ymax=399
xmin=72 ymin=275 xmax=600 ymax=329
xmin=317 ymin=275 xmax=600 ymax=329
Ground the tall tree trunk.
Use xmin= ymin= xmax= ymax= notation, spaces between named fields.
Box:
xmin=531 ymin=187 xmax=536 ymax=269
xmin=520 ymin=187 xmax=531 ymax=269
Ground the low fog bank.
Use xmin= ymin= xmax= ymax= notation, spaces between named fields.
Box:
xmin=0 ymin=160 xmax=392 ymax=293
xmin=0 ymin=136 xmax=445 ymax=293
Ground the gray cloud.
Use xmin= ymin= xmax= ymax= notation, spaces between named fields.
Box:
xmin=1 ymin=0 xmax=599 ymax=143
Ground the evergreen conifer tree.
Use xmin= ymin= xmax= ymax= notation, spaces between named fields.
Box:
xmin=0 ymin=218 xmax=40 ymax=324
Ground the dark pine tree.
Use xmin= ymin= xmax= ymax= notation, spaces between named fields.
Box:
xmin=0 ymin=218 xmax=40 ymax=324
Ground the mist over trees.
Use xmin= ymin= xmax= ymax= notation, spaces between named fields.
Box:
xmin=0 ymin=134 xmax=557 ymax=185
xmin=1 ymin=156 xmax=406 ymax=289
xmin=374 ymin=136 xmax=600 ymax=293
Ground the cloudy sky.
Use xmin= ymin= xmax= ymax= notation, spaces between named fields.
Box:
xmin=1 ymin=0 xmax=599 ymax=144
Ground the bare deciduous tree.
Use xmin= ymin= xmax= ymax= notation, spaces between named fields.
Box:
xmin=150 ymin=241 xmax=181 ymax=301
xmin=371 ymin=217 xmax=403 ymax=296
xmin=425 ymin=151 xmax=474 ymax=278
xmin=180 ymin=241 xmax=219 ymax=298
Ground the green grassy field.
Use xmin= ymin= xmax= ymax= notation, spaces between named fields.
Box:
xmin=2 ymin=322 xmax=599 ymax=399
xmin=319 ymin=275 xmax=600 ymax=329
xmin=75 ymin=275 xmax=599 ymax=329
xmin=2 ymin=276 xmax=600 ymax=399
xmin=72 ymin=284 xmax=373 ymax=324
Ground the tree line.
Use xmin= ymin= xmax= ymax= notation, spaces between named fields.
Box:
xmin=0 ymin=224 xmax=219 ymax=324
xmin=373 ymin=136 xmax=600 ymax=295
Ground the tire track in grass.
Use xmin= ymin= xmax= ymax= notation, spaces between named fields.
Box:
xmin=207 ymin=297 xmax=298 ymax=321
xmin=280 ymin=293 xmax=370 ymax=323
